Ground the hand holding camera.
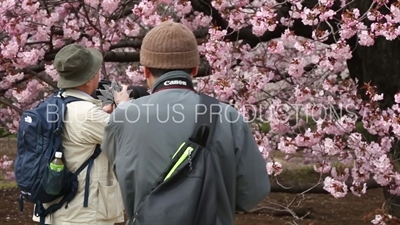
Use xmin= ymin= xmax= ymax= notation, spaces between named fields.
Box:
xmin=114 ymin=84 xmax=130 ymax=105
xmin=93 ymin=79 xmax=149 ymax=113
xmin=101 ymin=85 xmax=129 ymax=113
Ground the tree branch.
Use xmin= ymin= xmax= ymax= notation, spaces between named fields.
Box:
xmin=104 ymin=51 xmax=140 ymax=62
xmin=0 ymin=98 xmax=23 ymax=114
xmin=109 ymin=0 xmax=139 ymax=20
xmin=109 ymin=39 xmax=143 ymax=50
xmin=190 ymin=0 xmax=341 ymax=48
xmin=270 ymin=178 xmax=380 ymax=194
xmin=0 ymin=76 xmax=30 ymax=97
xmin=22 ymin=69 xmax=57 ymax=88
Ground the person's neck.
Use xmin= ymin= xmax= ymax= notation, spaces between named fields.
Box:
xmin=73 ymin=87 xmax=93 ymax=96
xmin=69 ymin=87 xmax=94 ymax=98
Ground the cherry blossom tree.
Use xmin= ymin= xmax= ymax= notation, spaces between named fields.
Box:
xmin=0 ymin=0 xmax=399 ymax=223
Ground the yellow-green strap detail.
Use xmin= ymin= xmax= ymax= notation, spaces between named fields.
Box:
xmin=164 ymin=146 xmax=195 ymax=181
xmin=172 ymin=143 xmax=186 ymax=159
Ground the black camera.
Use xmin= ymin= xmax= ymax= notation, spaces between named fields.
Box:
xmin=92 ymin=79 xmax=149 ymax=101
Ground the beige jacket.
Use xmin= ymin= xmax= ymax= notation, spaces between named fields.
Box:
xmin=32 ymin=89 xmax=125 ymax=225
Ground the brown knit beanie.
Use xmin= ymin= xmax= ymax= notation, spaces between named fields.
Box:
xmin=140 ymin=21 xmax=200 ymax=69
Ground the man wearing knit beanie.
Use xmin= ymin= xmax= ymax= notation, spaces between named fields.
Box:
xmin=102 ymin=21 xmax=270 ymax=225
xmin=139 ymin=20 xmax=200 ymax=89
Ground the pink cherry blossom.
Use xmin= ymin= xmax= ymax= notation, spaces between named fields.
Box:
xmin=267 ymin=161 xmax=283 ymax=176
xmin=323 ymin=176 xmax=348 ymax=198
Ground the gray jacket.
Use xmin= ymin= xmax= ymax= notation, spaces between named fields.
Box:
xmin=101 ymin=71 xmax=271 ymax=224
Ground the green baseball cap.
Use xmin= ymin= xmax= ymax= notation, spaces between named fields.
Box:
xmin=54 ymin=44 xmax=103 ymax=89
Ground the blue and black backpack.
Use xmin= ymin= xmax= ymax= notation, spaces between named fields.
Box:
xmin=14 ymin=89 xmax=102 ymax=225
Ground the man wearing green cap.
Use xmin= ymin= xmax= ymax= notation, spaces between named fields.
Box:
xmin=102 ymin=21 xmax=270 ymax=224
xmin=32 ymin=44 xmax=130 ymax=224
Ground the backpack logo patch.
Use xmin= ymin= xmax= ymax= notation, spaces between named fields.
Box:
xmin=24 ymin=116 xmax=32 ymax=123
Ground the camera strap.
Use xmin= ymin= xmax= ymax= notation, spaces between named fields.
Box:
xmin=152 ymin=77 xmax=195 ymax=94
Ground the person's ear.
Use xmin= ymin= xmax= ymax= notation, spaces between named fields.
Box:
xmin=190 ymin=66 xmax=198 ymax=78
xmin=143 ymin=66 xmax=151 ymax=79
xmin=84 ymin=80 xmax=92 ymax=87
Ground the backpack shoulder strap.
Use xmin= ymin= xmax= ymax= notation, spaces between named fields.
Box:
xmin=189 ymin=93 xmax=220 ymax=147
xmin=53 ymin=93 xmax=84 ymax=136
xmin=151 ymin=93 xmax=221 ymax=187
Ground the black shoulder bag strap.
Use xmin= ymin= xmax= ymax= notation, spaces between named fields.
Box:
xmin=151 ymin=93 xmax=220 ymax=187
xmin=190 ymin=93 xmax=220 ymax=147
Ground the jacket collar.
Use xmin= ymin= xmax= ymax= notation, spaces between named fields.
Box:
xmin=150 ymin=70 xmax=194 ymax=94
